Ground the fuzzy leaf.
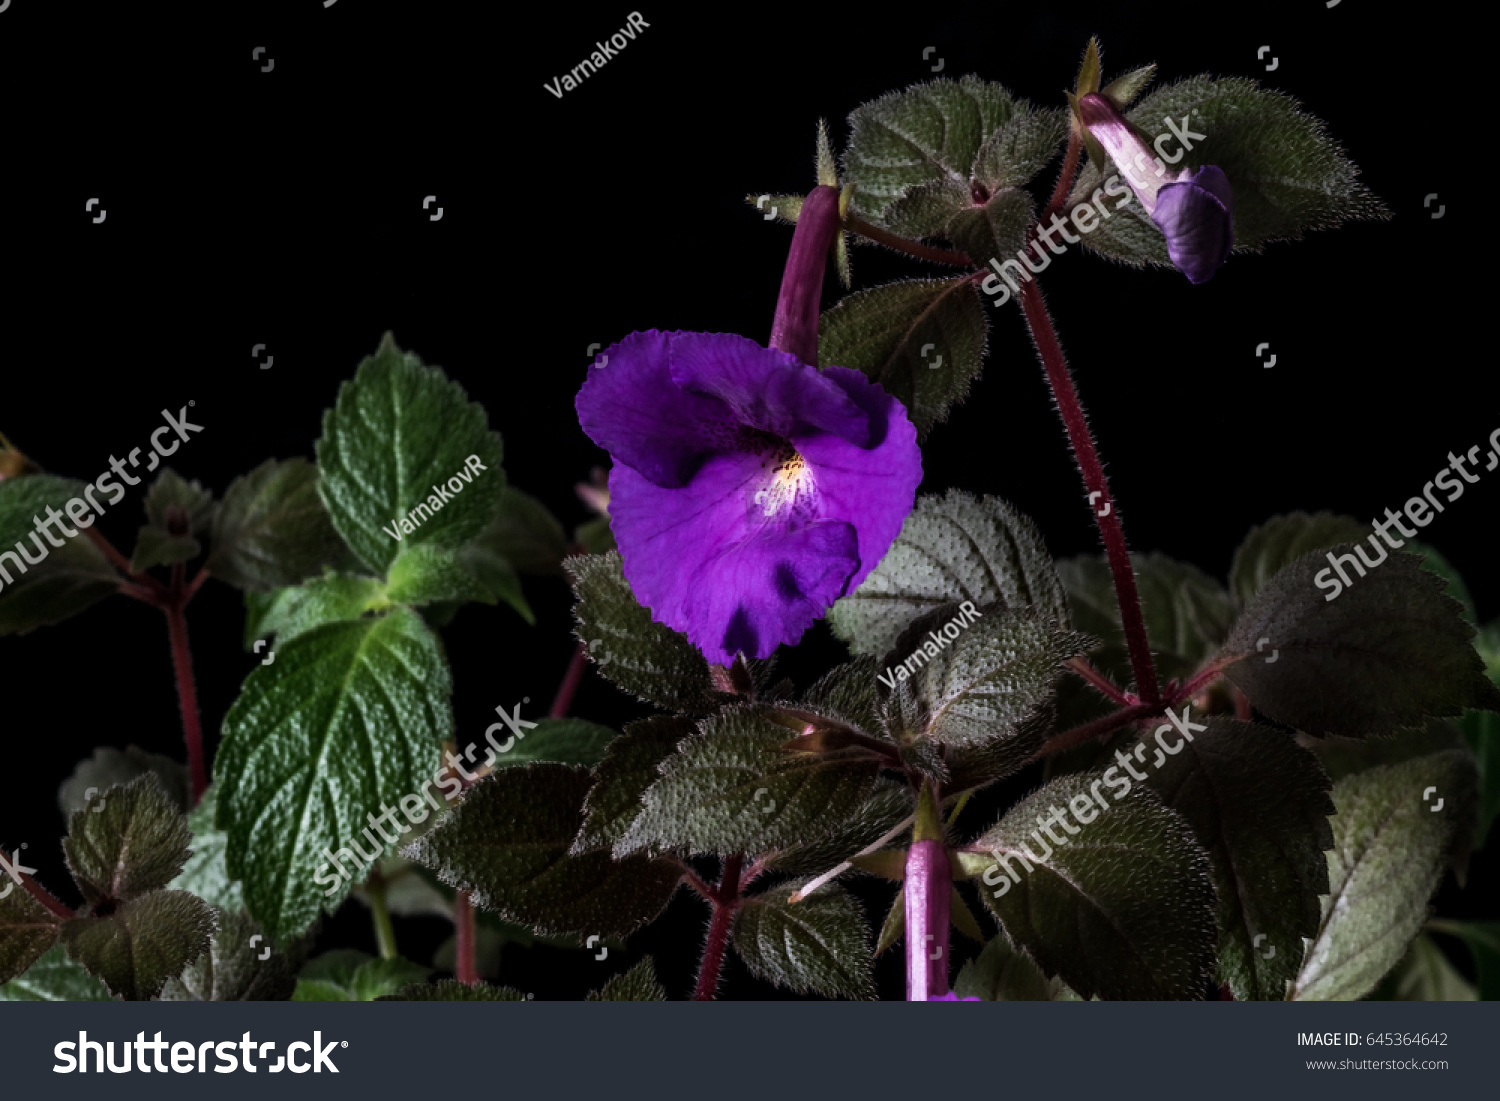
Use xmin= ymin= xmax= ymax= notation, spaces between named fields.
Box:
xmin=1229 ymin=512 xmax=1368 ymax=607
xmin=817 ymin=278 xmax=986 ymax=441
xmin=586 ymin=956 xmax=667 ymax=1001
xmin=64 ymin=774 xmax=193 ymax=907
xmin=385 ymin=544 xmax=493 ymax=607
xmin=617 ymin=707 xmax=883 ymax=858
xmin=482 ymin=717 xmax=619 ymax=770
xmin=765 ymin=780 xmax=913 ymax=875
xmin=158 ymin=908 xmax=295 ymax=1001
xmin=207 ymin=457 xmax=346 ymax=591
xmin=245 ymin=572 xmax=385 ymax=648
xmin=215 ymin=608 xmax=452 ymax=943
xmin=380 ymin=979 xmax=528 ymax=1001
xmin=964 ymin=773 xmax=1216 ymax=1000
xmin=831 ymin=491 xmax=1069 ymax=656
xmin=795 ymin=657 xmax=887 ymax=738
xmin=130 ymin=526 xmax=201 ymax=572
xmin=952 ymin=933 xmax=1051 ymax=1001
xmin=402 ymin=764 xmax=681 ymax=939
xmin=732 ymin=881 xmax=875 ymax=999
xmin=972 ymin=110 xmax=1068 ymax=192
xmin=0 ymin=945 xmax=111 ymax=1001
xmin=573 ymin=716 xmax=695 ymax=855
xmin=143 ymin=468 xmax=215 ymax=535
xmin=1289 ymin=747 xmax=1479 ymax=1000
xmin=454 ymin=531 xmax=533 ymax=624
xmin=1222 ymin=548 xmax=1500 ymax=737
xmin=1143 ymin=719 xmax=1335 ymax=1000
xmin=316 ymin=333 xmax=504 ymax=574
xmin=0 ymin=475 xmax=119 ymax=635
xmin=59 ymin=891 xmax=215 ymax=1001
xmin=941 ymin=188 xmax=1036 ymax=269
xmin=0 ymin=881 xmax=61 ymax=986
xmin=58 ymin=746 xmax=189 ymax=818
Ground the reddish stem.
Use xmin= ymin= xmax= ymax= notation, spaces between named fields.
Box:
xmin=1065 ymin=656 xmax=1136 ymax=706
xmin=692 ymin=854 xmax=743 ymax=1001
xmin=1017 ymin=279 xmax=1160 ymax=704
xmin=164 ymin=564 xmax=207 ymax=804
xmin=1172 ymin=655 xmax=1241 ymax=706
xmin=843 ymin=213 xmax=972 ymax=268
xmin=20 ymin=872 xmax=74 ymax=922
xmin=550 ymin=640 xmax=589 ymax=719
xmin=454 ymin=890 xmax=478 ymax=986
xmin=1032 ymin=701 xmax=1159 ymax=760
xmin=84 ymin=526 xmax=170 ymax=602
xmin=1042 ymin=129 xmax=1084 ymax=224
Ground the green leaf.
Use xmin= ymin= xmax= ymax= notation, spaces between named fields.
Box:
xmin=732 ymin=880 xmax=874 ymax=999
xmin=1407 ymin=541 xmax=1477 ymax=626
xmin=158 ymin=908 xmax=296 ymax=1001
xmin=316 ymin=333 xmax=504 ymax=574
xmin=1228 ymin=512 xmax=1369 ymax=607
xmin=1068 ymin=76 xmax=1388 ymax=267
xmin=1059 ymin=553 xmax=1235 ymax=685
xmin=962 ymin=772 xmax=1217 ymax=1000
xmin=0 ymin=880 xmax=61 ymax=986
xmin=830 ymin=491 xmax=1069 ymax=656
xmin=892 ymin=603 xmax=1092 ymax=754
xmin=817 ymin=278 xmax=987 ymax=441
xmin=586 ymin=956 xmax=667 ymax=1001
xmin=483 ymin=717 xmax=618 ymax=770
xmin=58 ymin=745 xmax=189 ymax=818
xmin=386 ymin=544 xmax=493 ymax=607
xmin=744 ymin=192 xmax=805 ymax=227
xmin=765 ymin=779 xmax=913 ymax=875
xmin=1288 ymin=746 xmax=1478 ymax=1000
xmin=402 ymin=764 xmax=681 ymax=939
xmin=567 ymin=551 xmax=763 ymax=714
xmin=479 ymin=487 xmax=568 ymax=577
xmin=573 ymin=716 xmax=696 ymax=855
xmin=169 ymin=786 xmax=245 ymax=912
xmin=0 ymin=475 xmax=119 ymax=635
xmin=215 ymin=607 xmax=453 ymax=943
xmin=1459 ymin=706 xmax=1500 ymax=849
xmin=941 ymin=189 xmax=1036 ymax=270
xmin=59 ymin=890 xmax=216 ymax=1001
xmin=882 ymin=179 xmax=971 ymax=239
xmin=1142 ymin=719 xmax=1335 ymax=1000
xmin=952 ymin=933 xmax=1051 ymax=1001
xmin=574 ymin=515 xmax=615 ymax=556
xmin=1428 ymin=920 xmax=1500 ymax=1001
xmin=1100 ymin=64 xmax=1157 ymax=110
xmin=292 ymin=950 xmax=430 ymax=1001
xmin=129 ymin=468 xmax=215 ymax=571
xmin=843 ymin=76 xmax=1052 ymax=220
xmin=971 ymin=111 xmax=1068 ymax=193
xmin=130 ymin=526 xmax=201 ymax=572
xmin=1074 ymin=38 xmax=1101 ymax=98
xmin=454 ymin=533 xmax=533 ymax=623
xmin=794 ymin=658 xmax=887 ymax=739
xmin=0 ymin=945 xmax=111 ymax=1001
xmin=64 ymin=774 xmax=193 ymax=907
xmin=207 ymin=458 xmax=346 ymax=591
xmin=379 ymin=978 xmax=528 ymax=1001
xmin=1222 ymin=548 xmax=1500 ymax=737
xmin=1374 ymin=934 xmax=1477 ymax=1001
xmin=245 ymin=572 xmax=386 ymax=648
xmin=616 ymin=707 xmax=883 ymax=858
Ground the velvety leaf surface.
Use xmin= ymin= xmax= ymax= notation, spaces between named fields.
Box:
xmin=158 ymin=908 xmax=296 ymax=1001
xmin=64 ymin=774 xmax=193 ymax=907
xmin=0 ymin=881 xmax=61 ymax=986
xmin=732 ymin=881 xmax=875 ymax=999
xmin=952 ymin=933 xmax=1051 ymax=1001
xmin=208 ymin=457 xmax=346 ymax=590
xmin=586 ymin=956 xmax=667 ymax=1001
xmin=573 ymin=716 xmax=696 ymax=855
xmin=59 ymin=891 xmax=215 ymax=1001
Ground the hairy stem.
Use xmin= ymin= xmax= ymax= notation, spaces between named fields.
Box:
xmin=18 ymin=871 xmax=74 ymax=921
xmin=1017 ymin=280 xmax=1160 ymax=704
xmin=1032 ymin=701 xmax=1159 ymax=760
xmin=692 ymin=854 xmax=743 ymax=1001
xmin=1065 ymin=656 xmax=1137 ymax=706
xmin=842 ymin=213 xmax=973 ymax=267
xmin=550 ymin=640 xmax=589 ymax=719
xmin=454 ymin=890 xmax=478 ymax=986
xmin=165 ymin=563 xmax=208 ymax=804
xmin=1042 ymin=129 xmax=1084 ymax=224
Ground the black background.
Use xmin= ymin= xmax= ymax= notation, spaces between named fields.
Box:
xmin=0 ymin=1 xmax=1492 ymax=1001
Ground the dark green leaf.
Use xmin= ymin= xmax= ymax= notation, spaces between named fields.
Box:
xmin=972 ymin=110 xmax=1068 ymax=192
xmin=1143 ymin=718 xmax=1335 ymax=1000
xmin=1229 ymin=512 xmax=1368 ymax=607
xmin=1374 ymin=935 xmax=1477 ymax=1001
xmin=941 ymin=188 xmax=1035 ymax=269
xmin=0 ymin=879 xmax=61 ymax=986
xmin=379 ymin=979 xmax=528 ymax=1001
xmin=215 ymin=608 xmax=453 ymax=943
xmin=158 ymin=908 xmax=296 ymax=1001
xmin=1288 ymin=747 xmax=1479 ymax=1000
xmin=402 ymin=764 xmax=681 ymax=939
xmin=130 ymin=527 xmax=201 ymax=572
xmin=316 ymin=333 xmax=504 ymax=574
xmin=617 ymin=707 xmax=883 ymax=858
xmin=0 ymin=945 xmax=111 ymax=1001
xmin=454 ymin=533 xmax=533 ymax=623
xmin=586 ymin=956 xmax=667 ymax=1001
xmin=1100 ymin=64 xmax=1156 ymax=110
xmin=58 ymin=746 xmax=189 ymax=819
xmin=1407 ymin=541 xmax=1477 ymax=626
xmin=575 ymin=516 xmax=615 ymax=556
xmin=1428 ymin=920 xmax=1500 ymax=1001
xmin=961 ymin=773 xmax=1216 ymax=1000
xmin=817 ymin=278 xmax=986 ymax=440
xmin=208 ymin=458 xmax=347 ymax=591
xmin=765 ymin=779 xmax=913 ymax=875
xmin=0 ymin=475 xmax=119 ymax=635
xmin=64 ymin=774 xmax=193 ymax=906
xmin=1222 ymin=548 xmax=1500 ymax=737
xmin=59 ymin=890 xmax=215 ymax=1001
xmin=143 ymin=468 xmax=215 ymax=535
xmin=732 ymin=880 xmax=875 ymax=999
xmin=479 ymin=487 xmax=568 ymax=577
xmin=952 ymin=933 xmax=1051 ymax=1001
xmin=830 ymin=491 xmax=1069 ymax=656
xmin=482 ymin=717 xmax=618 ymax=770
xmin=573 ymin=716 xmax=695 ymax=855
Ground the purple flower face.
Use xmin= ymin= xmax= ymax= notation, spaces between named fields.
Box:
xmin=576 ymin=330 xmax=922 ymax=665
xmin=1151 ymin=166 xmax=1234 ymax=284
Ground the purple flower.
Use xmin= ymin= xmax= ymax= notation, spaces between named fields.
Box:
xmin=928 ymin=992 xmax=982 ymax=1001
xmin=1076 ymin=93 xmax=1234 ymax=284
xmin=575 ymin=330 xmax=921 ymax=666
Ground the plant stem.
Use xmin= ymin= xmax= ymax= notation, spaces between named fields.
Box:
xmin=1172 ymin=655 xmax=1241 ymax=706
xmin=454 ymin=890 xmax=478 ymax=986
xmin=1065 ymin=656 xmax=1137 ymax=706
xmin=842 ymin=213 xmax=973 ymax=267
xmin=165 ymin=563 xmax=208 ymax=804
xmin=18 ymin=870 xmax=74 ymax=921
xmin=366 ymin=866 xmax=399 ymax=960
xmin=691 ymin=854 xmax=743 ymax=1001
xmin=550 ymin=640 xmax=588 ymax=719
xmin=1032 ymin=701 xmax=1159 ymax=760
xmin=1042 ymin=129 xmax=1084 ymax=224
xmin=1017 ymin=279 xmax=1160 ymax=704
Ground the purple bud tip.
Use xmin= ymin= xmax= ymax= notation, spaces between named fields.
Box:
xmin=1151 ymin=165 xmax=1235 ymax=284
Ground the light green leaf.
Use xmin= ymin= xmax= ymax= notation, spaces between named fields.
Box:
xmin=454 ymin=532 xmax=533 ymax=623
xmin=386 ymin=544 xmax=493 ymax=607
xmin=244 ymin=572 xmax=386 ymax=648
xmin=292 ymin=950 xmax=430 ymax=1001
xmin=953 ymin=932 xmax=1051 ymax=1001
xmin=215 ymin=607 xmax=453 ymax=943
xmin=0 ymin=945 xmax=111 ymax=1001
xmin=482 ymin=717 xmax=618 ymax=770
xmin=379 ymin=979 xmax=528 ymax=1001
xmin=1427 ymin=920 xmax=1500 ymax=1001
xmin=170 ymin=786 xmax=245 ymax=912
xmin=1375 ymin=934 xmax=1477 ymax=1001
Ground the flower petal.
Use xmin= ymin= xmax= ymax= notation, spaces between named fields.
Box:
xmin=1151 ymin=166 xmax=1234 ymax=284
xmin=575 ymin=330 xmax=740 ymax=488
xmin=667 ymin=331 xmax=873 ymax=447
xmin=609 ymin=450 xmax=860 ymax=665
